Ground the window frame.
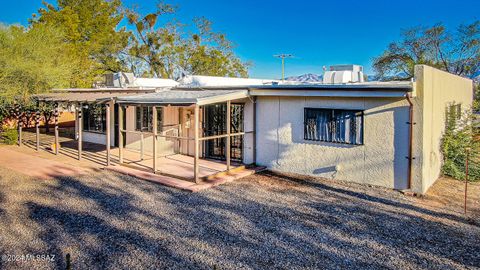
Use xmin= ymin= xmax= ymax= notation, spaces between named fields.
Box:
xmin=135 ymin=106 xmax=163 ymax=132
xmin=304 ymin=107 xmax=364 ymax=145
xmin=83 ymin=104 xmax=107 ymax=134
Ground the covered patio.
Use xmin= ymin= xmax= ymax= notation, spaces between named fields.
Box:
xmin=24 ymin=87 xmax=258 ymax=189
xmin=19 ymin=130 xmax=241 ymax=180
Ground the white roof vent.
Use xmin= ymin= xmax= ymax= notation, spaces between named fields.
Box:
xmin=105 ymin=72 xmax=178 ymax=88
xmin=178 ymin=75 xmax=280 ymax=87
xmin=323 ymin=65 xmax=364 ymax=84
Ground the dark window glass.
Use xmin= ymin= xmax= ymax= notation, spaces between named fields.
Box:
xmin=135 ymin=106 xmax=163 ymax=132
xmin=304 ymin=108 xmax=363 ymax=145
xmin=83 ymin=104 xmax=106 ymax=133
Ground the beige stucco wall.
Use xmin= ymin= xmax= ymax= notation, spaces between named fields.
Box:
xmin=413 ymin=65 xmax=473 ymax=193
xmin=242 ymin=98 xmax=255 ymax=164
xmin=255 ymin=65 xmax=474 ymax=193
xmin=256 ymin=96 xmax=411 ymax=189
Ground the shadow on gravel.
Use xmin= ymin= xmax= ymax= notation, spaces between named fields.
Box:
xmin=24 ymin=175 xmax=198 ymax=269
xmin=9 ymin=170 xmax=480 ymax=269
xmin=163 ymin=181 xmax=480 ymax=269
xmin=260 ymin=171 xmax=476 ymax=227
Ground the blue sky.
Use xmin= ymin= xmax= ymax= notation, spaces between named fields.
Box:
xmin=1 ymin=0 xmax=480 ymax=78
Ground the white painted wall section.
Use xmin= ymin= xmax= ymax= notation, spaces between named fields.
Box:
xmin=256 ymin=96 xmax=410 ymax=189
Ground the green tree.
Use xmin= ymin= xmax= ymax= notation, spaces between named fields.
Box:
xmin=31 ymin=0 xmax=130 ymax=87
xmin=441 ymin=104 xmax=480 ymax=181
xmin=0 ymin=24 xmax=74 ymax=131
xmin=125 ymin=3 xmax=249 ymax=79
xmin=373 ymin=22 xmax=480 ymax=80
xmin=0 ymin=24 xmax=73 ymax=102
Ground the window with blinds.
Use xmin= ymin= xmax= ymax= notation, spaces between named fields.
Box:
xmin=304 ymin=108 xmax=364 ymax=145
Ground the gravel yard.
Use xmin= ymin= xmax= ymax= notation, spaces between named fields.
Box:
xmin=0 ymin=166 xmax=479 ymax=269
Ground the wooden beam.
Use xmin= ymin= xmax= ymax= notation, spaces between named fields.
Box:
xmin=152 ymin=106 xmax=158 ymax=173
xmin=77 ymin=104 xmax=82 ymax=160
xmin=194 ymin=104 xmax=200 ymax=183
xmin=178 ymin=107 xmax=183 ymax=153
xmin=106 ymin=102 xmax=111 ymax=166
xmin=198 ymin=132 xmax=245 ymax=141
xmin=54 ymin=104 xmax=59 ymax=155
xmin=140 ymin=133 xmax=144 ymax=161
xmin=18 ymin=117 xmax=22 ymax=147
xmin=226 ymin=100 xmax=231 ymax=171
xmin=253 ymin=96 xmax=257 ymax=164
xmin=15 ymin=104 xmax=21 ymax=147
xmin=156 ymin=134 xmax=192 ymax=140
xmin=35 ymin=110 xmax=40 ymax=151
xmin=118 ymin=105 xmax=124 ymax=164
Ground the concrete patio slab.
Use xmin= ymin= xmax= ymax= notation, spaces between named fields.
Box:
xmin=0 ymin=146 xmax=89 ymax=179
xmin=6 ymin=131 xmax=261 ymax=191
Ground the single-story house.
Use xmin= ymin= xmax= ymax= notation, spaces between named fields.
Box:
xmin=32 ymin=64 xmax=473 ymax=194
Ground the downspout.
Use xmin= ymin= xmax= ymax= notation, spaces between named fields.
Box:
xmin=405 ymin=93 xmax=414 ymax=190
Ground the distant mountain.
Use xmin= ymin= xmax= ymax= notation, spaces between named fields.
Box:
xmin=367 ymin=75 xmax=379 ymax=82
xmin=285 ymin=73 xmax=322 ymax=83
xmin=285 ymin=73 xmax=379 ymax=82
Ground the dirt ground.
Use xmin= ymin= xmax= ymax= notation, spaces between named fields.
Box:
xmin=423 ymin=177 xmax=480 ymax=218
xmin=252 ymin=171 xmax=480 ymax=220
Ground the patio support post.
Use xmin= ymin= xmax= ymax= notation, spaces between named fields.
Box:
xmin=118 ymin=105 xmax=124 ymax=164
xmin=18 ymin=119 xmax=23 ymax=147
xmin=152 ymin=106 xmax=158 ymax=173
xmin=253 ymin=96 xmax=257 ymax=164
xmin=77 ymin=104 xmax=83 ymax=160
xmin=194 ymin=104 xmax=200 ymax=183
xmin=35 ymin=109 xmax=40 ymax=151
xmin=106 ymin=102 xmax=111 ymax=166
xmin=16 ymin=104 xmax=22 ymax=147
xmin=54 ymin=103 xmax=59 ymax=155
xmin=140 ymin=133 xmax=144 ymax=161
xmin=226 ymin=100 xmax=231 ymax=171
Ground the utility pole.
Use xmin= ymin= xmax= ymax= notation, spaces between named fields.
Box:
xmin=274 ymin=54 xmax=293 ymax=81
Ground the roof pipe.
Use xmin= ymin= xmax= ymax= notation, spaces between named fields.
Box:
xmin=405 ymin=93 xmax=415 ymax=190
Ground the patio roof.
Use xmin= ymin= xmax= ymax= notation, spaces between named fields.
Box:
xmin=34 ymin=89 xmax=156 ymax=103
xmin=114 ymin=89 xmax=249 ymax=106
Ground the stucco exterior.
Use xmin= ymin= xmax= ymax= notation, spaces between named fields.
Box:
xmin=413 ymin=65 xmax=473 ymax=193
xmin=255 ymin=65 xmax=473 ymax=194
xmin=75 ymin=65 xmax=472 ymax=194
xmin=256 ymin=96 xmax=411 ymax=189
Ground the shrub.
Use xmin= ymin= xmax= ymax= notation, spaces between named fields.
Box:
xmin=441 ymin=104 xmax=480 ymax=181
xmin=0 ymin=128 xmax=18 ymax=145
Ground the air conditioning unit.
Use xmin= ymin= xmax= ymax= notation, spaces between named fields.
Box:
xmin=105 ymin=72 xmax=135 ymax=87
xmin=323 ymin=65 xmax=364 ymax=84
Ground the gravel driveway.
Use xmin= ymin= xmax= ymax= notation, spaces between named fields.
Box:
xmin=0 ymin=166 xmax=479 ymax=269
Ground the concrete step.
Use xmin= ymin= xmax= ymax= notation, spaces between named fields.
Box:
xmin=105 ymin=164 xmax=266 ymax=192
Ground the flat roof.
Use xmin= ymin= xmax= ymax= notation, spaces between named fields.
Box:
xmin=35 ymin=90 xmax=155 ymax=103
xmin=177 ymin=81 xmax=413 ymax=91
xmin=250 ymin=81 xmax=413 ymax=91
xmin=36 ymin=81 xmax=413 ymax=104
xmin=115 ymin=89 xmax=249 ymax=106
